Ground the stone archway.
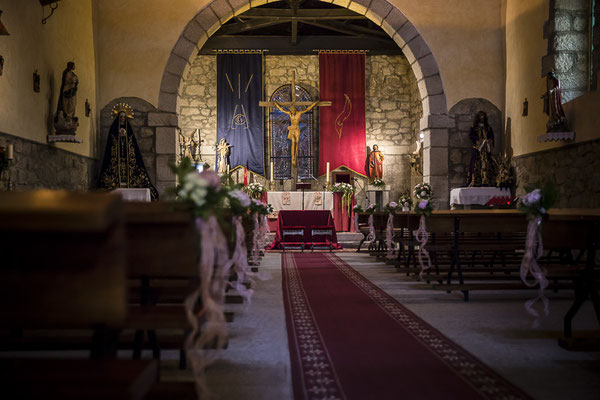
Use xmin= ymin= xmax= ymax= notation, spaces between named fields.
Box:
xmin=156 ymin=0 xmax=450 ymax=207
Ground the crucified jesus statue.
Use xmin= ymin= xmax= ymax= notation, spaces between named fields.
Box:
xmin=273 ymin=101 xmax=319 ymax=166
xmin=259 ymin=70 xmax=332 ymax=178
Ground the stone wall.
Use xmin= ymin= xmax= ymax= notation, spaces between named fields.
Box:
xmin=0 ymin=132 xmax=97 ymax=190
xmin=447 ymin=99 xmax=503 ymax=191
xmin=512 ymin=138 xmax=600 ymax=208
xmin=178 ymin=54 xmax=422 ymax=204
xmin=99 ymin=97 xmax=172 ymax=196
xmin=544 ymin=0 xmax=590 ymax=101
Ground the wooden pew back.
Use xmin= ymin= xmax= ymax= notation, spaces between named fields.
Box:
xmin=0 ymin=190 xmax=127 ymax=329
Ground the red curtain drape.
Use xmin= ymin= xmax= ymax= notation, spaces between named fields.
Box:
xmin=319 ymin=53 xmax=366 ymax=178
xmin=333 ymin=192 xmax=355 ymax=232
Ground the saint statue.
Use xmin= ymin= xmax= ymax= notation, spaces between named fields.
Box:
xmin=541 ymin=71 xmax=569 ymax=132
xmin=466 ymin=111 xmax=495 ymax=187
xmin=54 ymin=62 xmax=79 ymax=135
xmin=409 ymin=139 xmax=423 ymax=176
xmin=367 ymin=144 xmax=384 ymax=180
xmin=273 ymin=101 xmax=319 ymax=167
xmin=97 ymin=103 xmax=159 ymax=200
xmin=216 ymin=138 xmax=231 ymax=174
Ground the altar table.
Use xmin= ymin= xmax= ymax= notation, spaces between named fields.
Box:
xmin=267 ymin=210 xmax=342 ymax=250
xmin=450 ymin=187 xmax=511 ymax=207
xmin=267 ymin=191 xmax=333 ymax=211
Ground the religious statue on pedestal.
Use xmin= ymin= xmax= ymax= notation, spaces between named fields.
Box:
xmin=466 ymin=111 xmax=496 ymax=187
xmin=541 ymin=71 xmax=569 ymax=133
xmin=367 ymin=144 xmax=384 ymax=181
xmin=97 ymin=103 xmax=159 ymax=200
xmin=216 ymin=138 xmax=231 ymax=175
xmin=54 ymin=62 xmax=79 ymax=135
xmin=409 ymin=139 xmax=423 ymax=176
xmin=273 ymin=101 xmax=319 ymax=167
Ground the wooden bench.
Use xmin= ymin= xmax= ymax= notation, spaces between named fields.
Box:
xmin=0 ymin=190 xmax=159 ymax=399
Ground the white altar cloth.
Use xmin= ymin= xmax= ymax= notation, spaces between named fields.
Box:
xmin=267 ymin=191 xmax=333 ymax=211
xmin=113 ymin=188 xmax=151 ymax=202
xmin=450 ymin=187 xmax=511 ymax=206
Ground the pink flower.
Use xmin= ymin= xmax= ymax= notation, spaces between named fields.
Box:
xmin=200 ymin=170 xmax=221 ymax=189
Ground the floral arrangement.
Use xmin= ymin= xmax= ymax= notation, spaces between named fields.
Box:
xmin=352 ymin=204 xmax=364 ymax=213
xmin=413 ymin=182 xmax=434 ymax=217
xmin=244 ymin=182 xmax=266 ymax=199
xmin=371 ymin=178 xmax=386 ymax=188
xmin=365 ymin=203 xmax=379 ymax=214
xmin=227 ymin=188 xmax=252 ymax=216
xmin=250 ymin=198 xmax=273 ymax=216
xmin=399 ymin=192 xmax=413 ymax=210
xmin=331 ymin=182 xmax=356 ymax=212
xmin=172 ymin=157 xmax=227 ymax=219
xmin=518 ymin=182 xmax=557 ymax=220
xmin=414 ymin=182 xmax=433 ymax=201
xmin=384 ymin=201 xmax=398 ymax=213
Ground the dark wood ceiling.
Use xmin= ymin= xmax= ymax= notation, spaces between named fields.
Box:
xmin=199 ymin=0 xmax=402 ymax=55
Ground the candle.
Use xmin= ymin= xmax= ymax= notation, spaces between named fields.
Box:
xmin=7 ymin=144 xmax=13 ymax=160
xmin=326 ymin=162 xmax=330 ymax=183
xmin=226 ymin=165 xmax=230 ymax=175
xmin=270 ymin=161 xmax=274 ymax=182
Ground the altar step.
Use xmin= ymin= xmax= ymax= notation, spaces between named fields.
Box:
xmin=266 ymin=232 xmax=363 ymax=249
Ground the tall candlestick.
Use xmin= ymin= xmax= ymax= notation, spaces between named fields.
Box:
xmin=7 ymin=144 xmax=13 ymax=160
xmin=270 ymin=161 xmax=274 ymax=182
xmin=326 ymin=162 xmax=330 ymax=183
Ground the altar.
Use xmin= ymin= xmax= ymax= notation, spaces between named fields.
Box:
xmin=266 ymin=191 xmax=334 ymax=211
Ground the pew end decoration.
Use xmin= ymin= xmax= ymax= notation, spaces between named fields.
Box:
xmin=364 ymin=203 xmax=378 ymax=242
xmin=384 ymin=202 xmax=399 ymax=258
xmin=517 ymin=182 xmax=557 ymax=324
xmin=413 ymin=182 xmax=434 ymax=278
xmin=352 ymin=204 xmax=363 ymax=233
xmin=171 ymin=156 xmax=232 ymax=398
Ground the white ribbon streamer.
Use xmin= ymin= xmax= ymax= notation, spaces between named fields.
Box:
xmin=185 ymin=216 xmax=232 ymax=399
xmin=353 ymin=212 xmax=360 ymax=233
xmin=367 ymin=214 xmax=376 ymax=243
xmin=231 ymin=216 xmax=255 ymax=303
xmin=520 ymin=217 xmax=549 ymax=324
xmin=413 ymin=215 xmax=431 ymax=280
xmin=386 ymin=212 xmax=395 ymax=258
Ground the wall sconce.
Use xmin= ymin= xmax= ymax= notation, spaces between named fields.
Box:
xmin=0 ymin=10 xmax=9 ymax=36
xmin=85 ymin=99 xmax=91 ymax=117
xmin=40 ymin=1 xmax=62 ymax=25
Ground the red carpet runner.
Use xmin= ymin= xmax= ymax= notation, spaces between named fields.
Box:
xmin=282 ymin=253 xmax=531 ymax=400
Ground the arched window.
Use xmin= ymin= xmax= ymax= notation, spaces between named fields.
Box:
xmin=268 ymin=84 xmax=316 ymax=179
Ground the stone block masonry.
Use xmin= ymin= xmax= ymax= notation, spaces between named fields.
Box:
xmin=512 ymin=139 xmax=600 ymax=208
xmin=0 ymin=132 xmax=97 ymax=191
xmin=178 ymin=54 xmax=423 ymax=204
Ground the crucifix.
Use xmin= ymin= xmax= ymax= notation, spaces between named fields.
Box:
xmin=259 ymin=70 xmax=332 ymax=184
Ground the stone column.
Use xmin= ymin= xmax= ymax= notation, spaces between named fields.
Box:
xmin=149 ymin=112 xmax=178 ymax=197
xmin=421 ymin=114 xmax=452 ymax=210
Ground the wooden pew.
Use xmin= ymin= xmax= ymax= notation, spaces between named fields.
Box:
xmin=0 ymin=190 xmax=158 ymax=399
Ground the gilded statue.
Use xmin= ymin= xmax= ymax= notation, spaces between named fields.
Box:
xmin=273 ymin=101 xmax=319 ymax=167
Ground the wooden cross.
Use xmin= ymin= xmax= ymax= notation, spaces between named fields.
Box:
xmin=259 ymin=70 xmax=332 ymax=110
xmin=260 ymin=70 xmax=332 ymax=187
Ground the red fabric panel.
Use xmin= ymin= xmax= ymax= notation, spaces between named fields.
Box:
xmin=260 ymin=192 xmax=268 ymax=204
xmin=267 ymin=210 xmax=342 ymax=250
xmin=319 ymin=53 xmax=367 ymax=177
xmin=333 ymin=192 xmax=355 ymax=232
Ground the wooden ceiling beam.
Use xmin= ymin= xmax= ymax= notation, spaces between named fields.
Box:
xmin=216 ymin=18 xmax=291 ymax=36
